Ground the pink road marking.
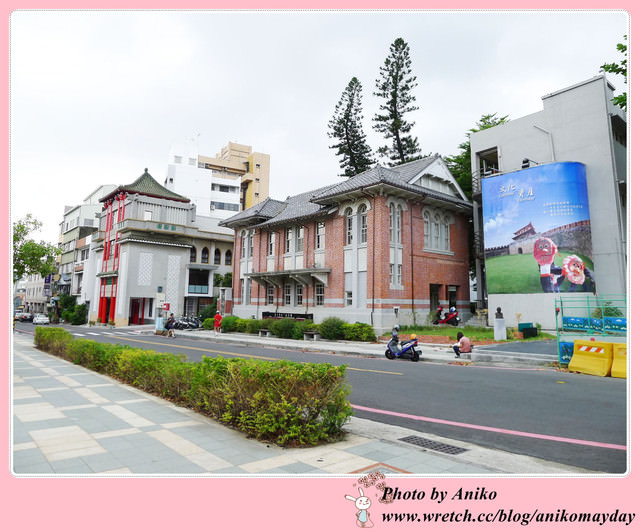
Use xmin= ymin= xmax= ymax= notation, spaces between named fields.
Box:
xmin=352 ymin=404 xmax=627 ymax=451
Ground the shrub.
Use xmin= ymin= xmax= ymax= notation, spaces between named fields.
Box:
xmin=318 ymin=317 xmax=346 ymax=340
xmin=34 ymin=327 xmax=73 ymax=359
xmin=66 ymin=339 xmax=121 ymax=373
xmin=71 ymin=304 xmax=88 ymax=325
xmin=202 ymin=318 xmax=215 ymax=330
xmin=343 ymin=322 xmax=377 ymax=342
xmin=220 ymin=315 xmax=239 ymax=332
xmin=187 ymin=357 xmax=351 ymax=446
xmin=269 ymin=318 xmax=298 ymax=339
xmin=34 ymin=330 xmax=353 ymax=447
xmin=198 ymin=301 xmax=218 ymax=321
xmin=292 ymin=320 xmax=316 ymax=340
xmin=592 ymin=302 xmax=624 ymax=318
xmin=245 ymin=318 xmax=270 ymax=334
xmin=234 ymin=318 xmax=252 ymax=333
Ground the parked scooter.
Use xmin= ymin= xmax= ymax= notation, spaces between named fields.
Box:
xmin=385 ymin=326 xmax=421 ymax=362
xmin=433 ymin=306 xmax=460 ymax=326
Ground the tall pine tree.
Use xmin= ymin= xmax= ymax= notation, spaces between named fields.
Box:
xmin=373 ymin=38 xmax=421 ymax=166
xmin=328 ymin=77 xmax=376 ymax=177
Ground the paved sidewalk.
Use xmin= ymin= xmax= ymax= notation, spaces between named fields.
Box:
xmin=12 ymin=333 xmax=588 ymax=476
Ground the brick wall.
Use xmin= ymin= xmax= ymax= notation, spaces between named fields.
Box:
xmin=230 ymin=192 xmax=471 ymax=324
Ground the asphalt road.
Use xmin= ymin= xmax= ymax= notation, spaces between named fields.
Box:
xmin=15 ymin=323 xmax=628 ymax=473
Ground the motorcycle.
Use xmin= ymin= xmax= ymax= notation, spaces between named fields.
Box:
xmin=433 ymin=306 xmax=460 ymax=326
xmin=385 ymin=327 xmax=421 ymax=362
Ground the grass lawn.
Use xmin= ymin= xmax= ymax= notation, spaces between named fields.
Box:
xmin=390 ymin=325 xmax=555 ymax=343
xmin=485 ymin=250 xmax=594 ymax=294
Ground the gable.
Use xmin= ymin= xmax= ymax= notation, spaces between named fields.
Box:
xmin=409 ymin=158 xmax=468 ymax=201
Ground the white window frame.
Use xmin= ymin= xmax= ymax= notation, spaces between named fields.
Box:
xmin=285 ymin=228 xmax=293 ymax=253
xmin=358 ymin=205 xmax=368 ymax=244
xmin=316 ymin=222 xmax=325 ymax=250
xmin=315 ymin=283 xmax=324 ymax=306
xmin=267 ymin=285 xmax=274 ymax=305
xmin=268 ymin=232 xmax=275 ymax=256
xmin=296 ymin=283 xmax=304 ymax=306
xmin=296 ymin=226 xmax=304 ymax=252
xmin=345 ymin=208 xmax=353 ymax=245
xmin=284 ymin=283 xmax=292 ymax=305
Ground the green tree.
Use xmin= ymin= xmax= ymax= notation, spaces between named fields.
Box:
xmin=328 ymin=77 xmax=376 ymax=177
xmin=13 ymin=214 xmax=58 ymax=283
xmin=373 ymin=38 xmax=422 ymax=165
xmin=600 ymin=35 xmax=627 ymax=112
xmin=446 ymin=113 xmax=509 ymax=199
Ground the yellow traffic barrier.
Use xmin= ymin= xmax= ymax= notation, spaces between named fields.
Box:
xmin=568 ymin=340 xmax=614 ymax=377
xmin=610 ymin=344 xmax=627 ymax=379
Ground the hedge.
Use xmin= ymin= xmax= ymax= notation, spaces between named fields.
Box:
xmin=212 ymin=316 xmax=377 ymax=342
xmin=33 ymin=327 xmax=351 ymax=446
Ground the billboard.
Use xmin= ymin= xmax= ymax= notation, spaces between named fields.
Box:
xmin=481 ymin=162 xmax=594 ymax=295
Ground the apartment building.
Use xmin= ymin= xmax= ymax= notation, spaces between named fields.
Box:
xmin=221 ymin=156 xmax=472 ymax=333
xmin=57 ymin=185 xmax=116 ymax=300
xmin=164 ymin=140 xmax=270 ymax=219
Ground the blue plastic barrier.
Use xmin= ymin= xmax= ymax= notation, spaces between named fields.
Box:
xmin=558 ymin=341 xmax=574 ymax=364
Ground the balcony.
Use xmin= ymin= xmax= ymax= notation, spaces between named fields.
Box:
xmin=188 ymin=285 xmax=209 ymax=295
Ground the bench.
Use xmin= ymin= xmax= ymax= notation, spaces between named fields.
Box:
xmin=303 ymin=330 xmax=320 ymax=341
xmin=258 ymin=329 xmax=272 ymax=337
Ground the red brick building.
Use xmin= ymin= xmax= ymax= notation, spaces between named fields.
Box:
xmin=221 ymin=157 xmax=472 ymax=332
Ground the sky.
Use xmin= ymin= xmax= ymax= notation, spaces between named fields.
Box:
xmin=9 ymin=9 xmax=628 ymax=245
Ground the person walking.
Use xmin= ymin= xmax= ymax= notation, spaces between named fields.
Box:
xmin=452 ymin=331 xmax=471 ymax=358
xmin=165 ymin=313 xmax=177 ymax=338
xmin=214 ymin=311 xmax=222 ymax=336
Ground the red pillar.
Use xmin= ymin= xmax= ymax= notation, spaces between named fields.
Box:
xmin=108 ymin=279 xmax=117 ymax=323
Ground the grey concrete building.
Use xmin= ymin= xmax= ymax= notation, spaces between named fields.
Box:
xmin=470 ymin=75 xmax=626 ymax=329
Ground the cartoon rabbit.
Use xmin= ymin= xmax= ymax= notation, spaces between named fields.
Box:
xmin=345 ymin=487 xmax=373 ymax=528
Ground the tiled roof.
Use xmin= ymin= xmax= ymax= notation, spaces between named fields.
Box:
xmin=253 ymin=185 xmax=336 ymax=228
xmin=222 ymin=156 xmax=471 ymax=230
xmin=99 ymin=169 xmax=191 ymax=203
xmin=220 ymin=197 xmax=287 ymax=228
xmin=311 ymin=156 xmax=439 ymax=202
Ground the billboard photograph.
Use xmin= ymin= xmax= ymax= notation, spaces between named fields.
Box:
xmin=481 ymin=162 xmax=595 ymax=295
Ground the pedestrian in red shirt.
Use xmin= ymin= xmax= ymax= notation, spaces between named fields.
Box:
xmin=214 ymin=311 xmax=222 ymax=336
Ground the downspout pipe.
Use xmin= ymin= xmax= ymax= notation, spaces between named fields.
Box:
xmin=533 ymin=125 xmax=556 ymax=162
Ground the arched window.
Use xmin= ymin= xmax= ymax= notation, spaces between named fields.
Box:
xmin=202 ymin=247 xmax=209 ymax=264
xmin=240 ymin=231 xmax=247 ymax=259
xmin=423 ymin=211 xmax=431 ymax=249
xmin=345 ymin=208 xmax=353 ymax=245
xmin=389 ymin=204 xmax=395 ymax=243
xmin=214 ymin=248 xmax=221 ymax=265
xmin=190 ymin=246 xmax=196 ymax=263
xmin=433 ymin=215 xmax=441 ymax=250
xmin=442 ymin=216 xmax=451 ymax=251
xmin=225 ymin=250 xmax=232 ymax=265
xmin=358 ymin=204 xmax=367 ymax=244
xmin=389 ymin=203 xmax=401 ymax=244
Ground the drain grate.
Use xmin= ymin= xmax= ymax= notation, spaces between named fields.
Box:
xmin=399 ymin=435 xmax=468 ymax=455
